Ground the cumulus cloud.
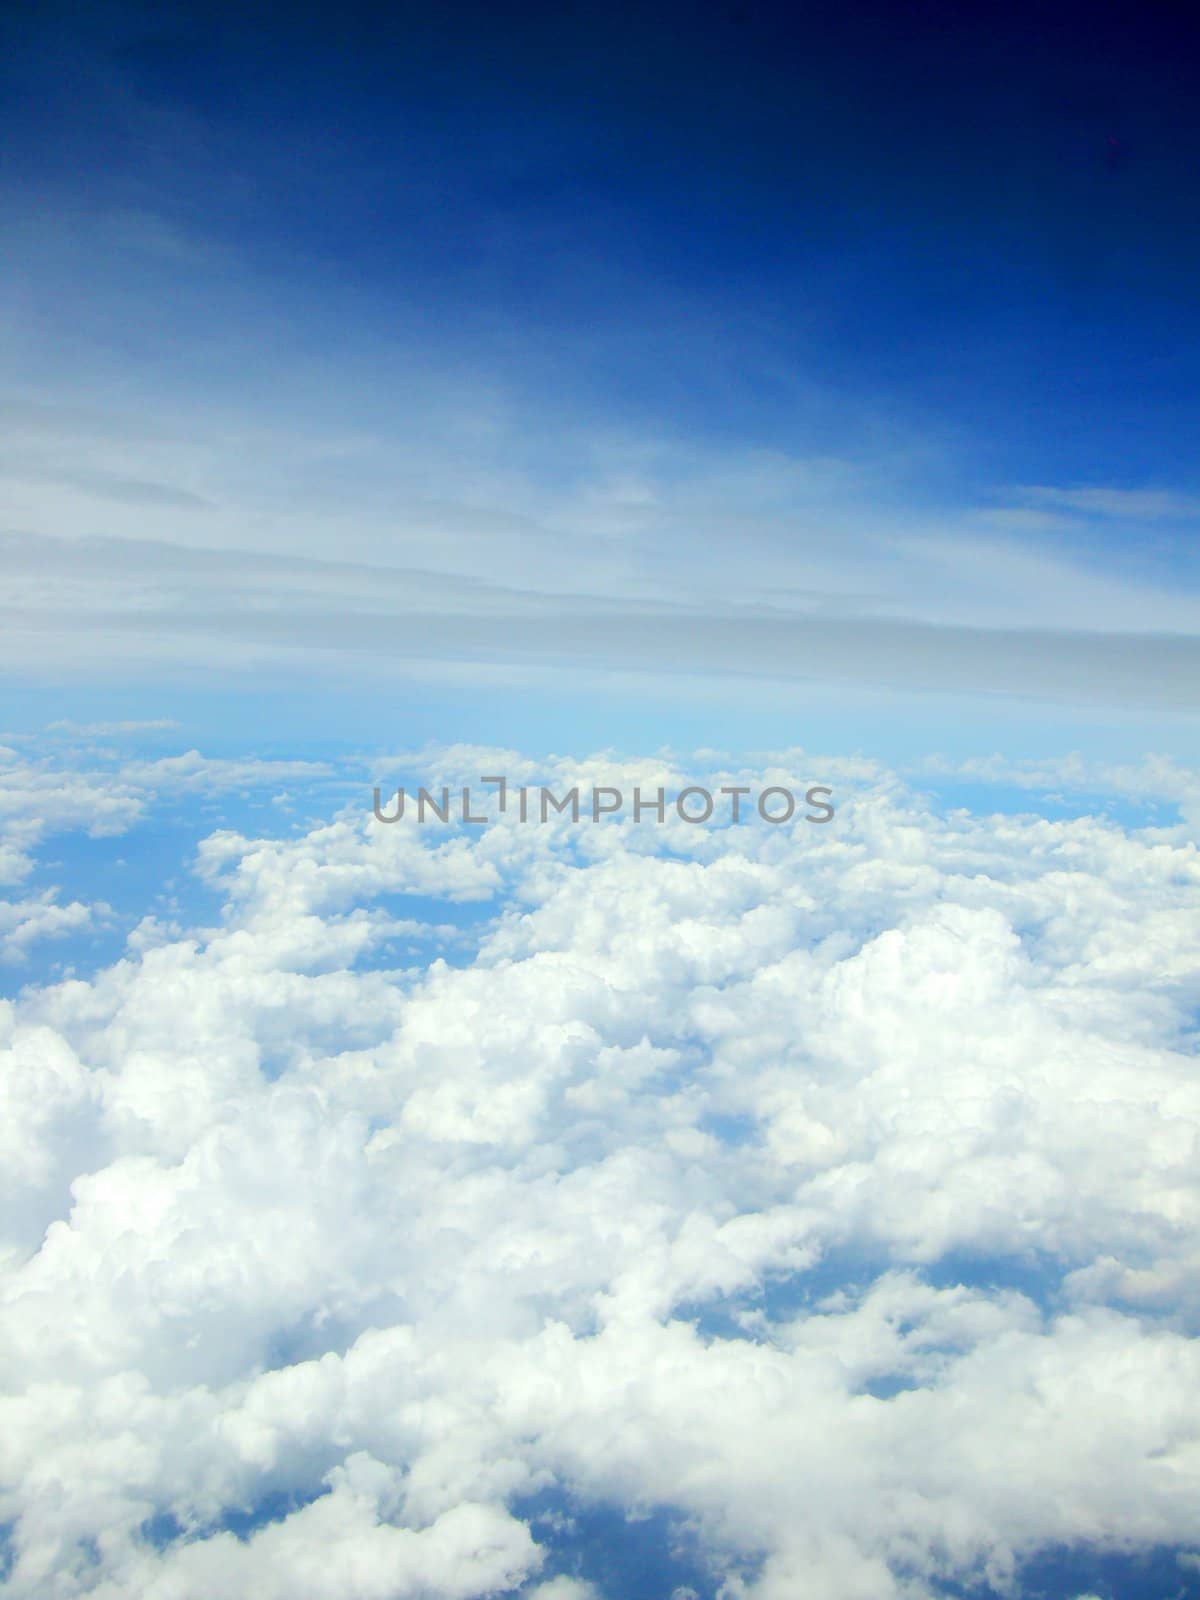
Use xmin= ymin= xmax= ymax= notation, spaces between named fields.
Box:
xmin=0 ymin=742 xmax=338 ymax=957
xmin=1 ymin=744 xmax=1199 ymax=1597
xmin=0 ymin=890 xmax=98 ymax=964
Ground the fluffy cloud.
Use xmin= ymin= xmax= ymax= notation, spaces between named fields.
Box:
xmin=0 ymin=741 xmax=338 ymax=959
xmin=2 ymin=745 xmax=1199 ymax=1597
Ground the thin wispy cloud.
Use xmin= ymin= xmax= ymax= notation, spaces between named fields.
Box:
xmin=1013 ymin=485 xmax=1200 ymax=521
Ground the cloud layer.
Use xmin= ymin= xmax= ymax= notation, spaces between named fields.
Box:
xmin=2 ymin=745 xmax=1200 ymax=1597
xmin=3 ymin=375 xmax=1200 ymax=711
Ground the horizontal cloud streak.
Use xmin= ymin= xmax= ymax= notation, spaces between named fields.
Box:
xmin=3 ymin=532 xmax=1199 ymax=710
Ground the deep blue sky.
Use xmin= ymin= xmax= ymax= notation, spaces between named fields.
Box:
xmin=7 ymin=0 xmax=1200 ymax=474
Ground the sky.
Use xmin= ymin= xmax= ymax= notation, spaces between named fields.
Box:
xmin=3 ymin=4 xmax=1200 ymax=1599
xmin=3 ymin=0 xmax=1200 ymax=757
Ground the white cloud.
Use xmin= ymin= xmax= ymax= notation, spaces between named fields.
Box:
xmin=1 ymin=745 xmax=1199 ymax=1596
xmin=0 ymin=889 xmax=98 ymax=964
xmin=0 ymin=743 xmax=340 ymax=958
xmin=2 ymin=375 xmax=1199 ymax=710
xmin=1013 ymin=484 xmax=1200 ymax=521
xmin=46 ymin=721 xmax=182 ymax=738
xmin=2 ymin=526 xmax=1199 ymax=709
xmin=526 ymin=1582 xmax=603 ymax=1600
